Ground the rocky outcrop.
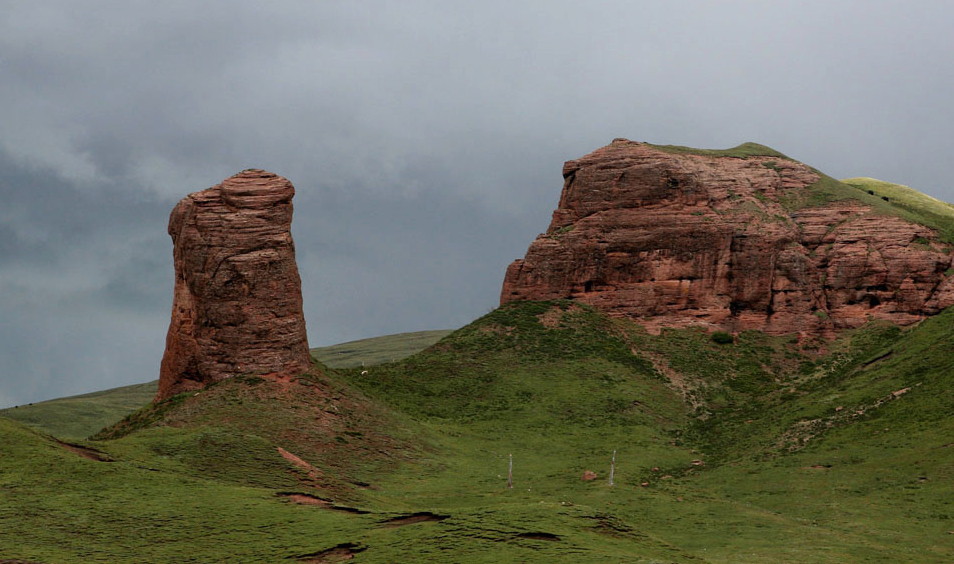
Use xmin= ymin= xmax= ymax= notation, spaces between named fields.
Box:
xmin=501 ymin=139 xmax=954 ymax=336
xmin=157 ymin=169 xmax=311 ymax=401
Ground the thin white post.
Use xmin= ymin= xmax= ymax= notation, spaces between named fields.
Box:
xmin=507 ymin=453 xmax=513 ymax=489
xmin=609 ymin=450 xmax=616 ymax=487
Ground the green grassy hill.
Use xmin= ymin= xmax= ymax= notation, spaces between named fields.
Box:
xmin=0 ymin=381 xmax=157 ymax=441
xmin=312 ymin=329 xmax=454 ymax=368
xmin=2 ymin=301 xmax=952 ymax=561
xmin=0 ymin=330 xmax=452 ymax=440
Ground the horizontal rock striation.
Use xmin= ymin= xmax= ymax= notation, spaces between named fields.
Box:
xmin=501 ymin=139 xmax=954 ymax=336
xmin=157 ymin=169 xmax=311 ymax=401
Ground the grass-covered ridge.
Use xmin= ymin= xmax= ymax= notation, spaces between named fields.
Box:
xmin=0 ymin=381 xmax=157 ymax=440
xmin=642 ymin=141 xmax=954 ymax=244
xmin=842 ymin=176 xmax=954 ymax=242
xmin=313 ymin=329 xmax=453 ymax=368
xmin=646 ymin=141 xmax=791 ymax=159
xmin=777 ymin=171 xmax=954 ymax=243
xmin=2 ymin=301 xmax=952 ymax=561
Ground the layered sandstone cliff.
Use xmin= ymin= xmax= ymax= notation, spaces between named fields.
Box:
xmin=157 ymin=169 xmax=311 ymax=401
xmin=501 ymin=139 xmax=954 ymax=336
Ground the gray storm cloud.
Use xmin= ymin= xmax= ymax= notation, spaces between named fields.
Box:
xmin=2 ymin=0 xmax=954 ymax=406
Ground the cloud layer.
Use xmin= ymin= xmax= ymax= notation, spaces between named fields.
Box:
xmin=2 ymin=1 xmax=954 ymax=406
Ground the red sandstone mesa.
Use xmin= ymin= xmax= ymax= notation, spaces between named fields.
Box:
xmin=501 ymin=139 xmax=954 ymax=336
xmin=157 ymin=169 xmax=311 ymax=401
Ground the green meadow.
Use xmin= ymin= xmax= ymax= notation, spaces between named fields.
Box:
xmin=2 ymin=301 xmax=951 ymax=562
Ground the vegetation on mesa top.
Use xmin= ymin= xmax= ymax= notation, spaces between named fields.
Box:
xmin=646 ymin=140 xmax=791 ymax=159
xmin=843 ymin=176 xmax=954 ymax=243
xmin=783 ymin=173 xmax=954 ymax=243
xmin=644 ymin=140 xmax=954 ymax=242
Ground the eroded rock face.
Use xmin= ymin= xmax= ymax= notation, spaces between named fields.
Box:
xmin=501 ymin=139 xmax=954 ymax=336
xmin=157 ymin=169 xmax=311 ymax=401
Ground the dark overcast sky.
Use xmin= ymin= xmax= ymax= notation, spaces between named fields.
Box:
xmin=2 ymin=1 xmax=953 ymax=407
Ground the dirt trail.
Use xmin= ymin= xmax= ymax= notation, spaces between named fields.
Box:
xmin=56 ymin=440 xmax=113 ymax=462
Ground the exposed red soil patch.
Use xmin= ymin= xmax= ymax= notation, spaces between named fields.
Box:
xmin=280 ymin=493 xmax=333 ymax=506
xmin=278 ymin=493 xmax=370 ymax=514
xmin=264 ymin=372 xmax=301 ymax=395
xmin=278 ymin=446 xmax=324 ymax=483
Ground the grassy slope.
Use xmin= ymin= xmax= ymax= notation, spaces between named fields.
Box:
xmin=2 ymin=300 xmax=951 ymax=561
xmin=691 ymin=311 xmax=954 ymax=560
xmin=842 ymin=177 xmax=954 ymax=242
xmin=313 ymin=329 xmax=454 ymax=368
xmin=0 ymin=330 xmax=452 ymax=440
xmin=0 ymin=303 xmax=704 ymax=562
xmin=0 ymin=381 xmax=157 ymax=440
xmin=793 ymin=174 xmax=954 ymax=243
xmin=0 ymin=416 xmax=371 ymax=562
xmin=626 ymin=317 xmax=954 ymax=561
xmin=648 ymin=142 xmax=954 ymax=243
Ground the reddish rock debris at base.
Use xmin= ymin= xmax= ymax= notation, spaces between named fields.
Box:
xmin=157 ymin=169 xmax=311 ymax=401
xmin=501 ymin=139 xmax=954 ymax=337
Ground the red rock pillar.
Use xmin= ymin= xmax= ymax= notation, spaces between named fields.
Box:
xmin=156 ymin=169 xmax=311 ymax=401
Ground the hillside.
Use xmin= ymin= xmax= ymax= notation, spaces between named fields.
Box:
xmin=2 ymin=300 xmax=952 ymax=561
xmin=312 ymin=329 xmax=454 ymax=368
xmin=0 ymin=381 xmax=158 ymax=441
xmin=0 ymin=330 xmax=452 ymax=440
